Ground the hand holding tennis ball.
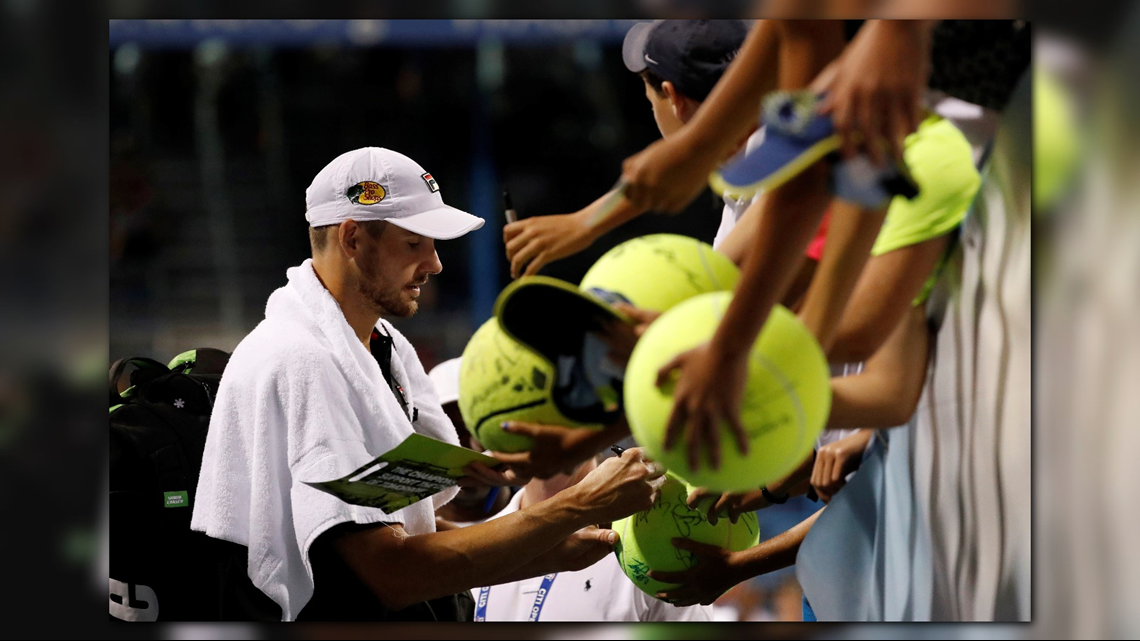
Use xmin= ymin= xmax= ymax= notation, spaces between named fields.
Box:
xmin=613 ymin=472 xmax=759 ymax=599
xmin=625 ymin=292 xmax=831 ymax=491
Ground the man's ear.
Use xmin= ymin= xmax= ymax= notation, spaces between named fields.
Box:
xmin=339 ymin=220 xmax=360 ymax=257
xmin=677 ymin=95 xmax=700 ymax=121
xmin=662 ymin=82 xmax=697 ymax=121
xmin=661 ymin=80 xmax=681 ymax=118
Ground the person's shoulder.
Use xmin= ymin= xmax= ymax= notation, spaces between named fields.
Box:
xmin=227 ymin=319 xmax=337 ymax=378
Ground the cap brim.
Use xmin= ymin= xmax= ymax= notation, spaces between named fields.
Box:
xmin=494 ymin=276 xmax=630 ymax=426
xmin=622 ymin=21 xmax=657 ymax=73
xmin=387 ymin=205 xmax=485 ymax=240
xmin=495 ymin=276 xmax=631 ymax=362
xmin=710 ymin=129 xmax=841 ymax=201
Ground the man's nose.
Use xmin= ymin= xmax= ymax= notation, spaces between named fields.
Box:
xmin=424 ymin=249 xmax=443 ymax=275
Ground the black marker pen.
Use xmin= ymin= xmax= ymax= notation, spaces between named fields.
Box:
xmin=503 ymin=188 xmax=518 ymax=224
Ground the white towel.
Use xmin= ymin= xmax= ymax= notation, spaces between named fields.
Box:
xmin=191 ymin=259 xmax=460 ymax=621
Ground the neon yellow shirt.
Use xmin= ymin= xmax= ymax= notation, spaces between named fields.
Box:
xmin=873 ymin=114 xmax=980 ymax=304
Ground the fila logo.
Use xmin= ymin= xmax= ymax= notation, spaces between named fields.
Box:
xmin=421 ymin=172 xmax=440 ymax=193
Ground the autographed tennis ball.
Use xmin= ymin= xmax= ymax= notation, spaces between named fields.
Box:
xmin=613 ymin=472 xmax=759 ymax=598
xmin=458 ymin=318 xmax=600 ymax=452
xmin=580 ymin=234 xmax=739 ymax=312
xmin=624 ymin=291 xmax=831 ymax=491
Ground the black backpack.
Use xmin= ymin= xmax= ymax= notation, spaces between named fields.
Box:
xmin=109 ymin=348 xmax=279 ymax=622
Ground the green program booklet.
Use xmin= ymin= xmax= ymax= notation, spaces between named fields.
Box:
xmin=304 ymin=433 xmax=501 ymax=514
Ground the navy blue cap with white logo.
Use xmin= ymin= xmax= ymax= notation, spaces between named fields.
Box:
xmin=622 ymin=20 xmax=749 ymax=102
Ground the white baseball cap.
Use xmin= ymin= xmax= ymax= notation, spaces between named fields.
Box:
xmin=428 ymin=357 xmax=462 ymax=406
xmin=305 ymin=147 xmax=485 ymax=240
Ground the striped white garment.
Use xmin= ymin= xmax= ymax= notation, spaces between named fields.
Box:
xmin=797 ymin=72 xmax=1031 ymax=622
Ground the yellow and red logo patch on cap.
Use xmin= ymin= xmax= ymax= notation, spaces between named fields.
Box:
xmin=346 ymin=181 xmax=387 ymax=205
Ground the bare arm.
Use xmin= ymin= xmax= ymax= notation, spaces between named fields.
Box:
xmin=711 ymin=162 xmax=833 ymax=358
xmin=817 ymin=20 xmax=936 ymax=163
xmin=730 ymin=506 xmax=823 ymax=577
xmin=331 ymin=495 xmax=585 ymax=609
xmin=828 ymin=304 xmax=931 ymax=429
xmin=328 ymin=450 xmax=662 ymax=610
xmin=827 ymin=235 xmax=948 ymax=363
xmin=680 ymin=20 xmax=843 ymax=172
xmin=623 ymin=20 xmax=845 ymax=213
xmin=811 ymin=428 xmax=875 ymax=502
xmin=485 ymin=524 xmax=618 ymax=584
xmin=715 ymin=193 xmax=766 ymax=266
xmin=686 ymin=450 xmax=815 ymax=525
xmin=672 ymin=19 xmax=784 ymax=164
xmin=648 ymin=507 xmax=826 ymax=606
xmin=504 ymin=194 xmax=645 ymax=279
xmin=722 ymin=189 xmax=949 ymax=364
xmin=796 ymin=200 xmax=888 ymax=353
xmin=657 ymin=162 xmax=833 ymax=470
xmin=434 ymin=517 xmax=461 ymax=532
xmin=482 ymin=418 xmax=632 ymax=482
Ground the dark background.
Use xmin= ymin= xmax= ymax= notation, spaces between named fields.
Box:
xmin=109 ymin=23 xmax=723 ymax=373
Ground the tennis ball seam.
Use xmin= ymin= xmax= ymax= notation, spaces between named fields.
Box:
xmin=472 ymin=398 xmax=549 ymax=444
xmin=750 ymin=350 xmax=809 ymax=476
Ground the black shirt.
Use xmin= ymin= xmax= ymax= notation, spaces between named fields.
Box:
xmin=297 ymin=521 xmax=474 ymax=621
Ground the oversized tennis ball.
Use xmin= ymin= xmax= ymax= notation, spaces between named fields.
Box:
xmin=458 ymin=318 xmax=601 ymax=452
xmin=613 ymin=472 xmax=760 ymax=598
xmin=580 ymin=234 xmax=739 ymax=312
xmin=1034 ymin=68 xmax=1079 ymax=213
xmin=624 ymin=292 xmax=830 ymax=491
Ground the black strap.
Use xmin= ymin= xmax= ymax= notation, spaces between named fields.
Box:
xmin=369 ymin=327 xmax=413 ymax=420
xmin=762 ymin=486 xmax=790 ymax=505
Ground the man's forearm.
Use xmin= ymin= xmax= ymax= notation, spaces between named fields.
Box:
xmin=339 ymin=489 xmax=593 ymax=609
xmin=488 ymin=541 xmax=583 ymax=585
xmin=405 ymin=492 xmax=588 ymax=588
